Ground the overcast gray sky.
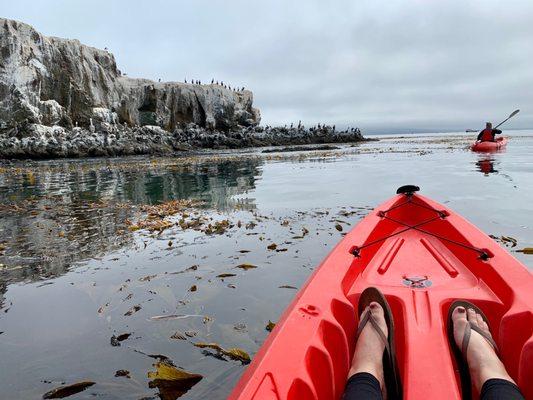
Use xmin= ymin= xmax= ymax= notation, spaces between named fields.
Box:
xmin=2 ymin=0 xmax=532 ymax=133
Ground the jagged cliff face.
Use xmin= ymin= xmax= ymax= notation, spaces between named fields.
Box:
xmin=0 ymin=18 xmax=260 ymax=132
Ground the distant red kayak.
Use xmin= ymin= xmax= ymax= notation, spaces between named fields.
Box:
xmin=229 ymin=186 xmax=533 ymax=400
xmin=471 ymin=137 xmax=507 ymax=152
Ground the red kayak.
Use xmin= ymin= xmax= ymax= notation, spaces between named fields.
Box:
xmin=229 ymin=186 xmax=533 ymax=400
xmin=471 ymin=137 xmax=507 ymax=152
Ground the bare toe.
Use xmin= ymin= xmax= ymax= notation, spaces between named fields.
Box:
xmin=367 ymin=302 xmax=388 ymax=337
xmin=467 ymin=308 xmax=477 ymax=326
xmin=475 ymin=311 xmax=486 ymax=331
xmin=452 ymin=306 xmax=468 ymax=347
xmin=452 ymin=304 xmax=514 ymax=392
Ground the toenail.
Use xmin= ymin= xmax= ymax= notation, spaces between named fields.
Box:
xmin=369 ymin=303 xmax=378 ymax=309
xmin=458 ymin=307 xmax=465 ymax=313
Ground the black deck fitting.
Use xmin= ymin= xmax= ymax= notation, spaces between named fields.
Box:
xmin=396 ymin=185 xmax=420 ymax=195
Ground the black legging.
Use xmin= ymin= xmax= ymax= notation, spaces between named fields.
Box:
xmin=342 ymin=373 xmax=525 ymax=400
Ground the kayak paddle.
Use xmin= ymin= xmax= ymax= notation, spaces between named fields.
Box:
xmin=494 ymin=109 xmax=520 ymax=129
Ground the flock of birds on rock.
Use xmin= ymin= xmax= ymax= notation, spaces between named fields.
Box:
xmin=106 ymin=46 xmax=246 ymax=92
xmin=184 ymin=78 xmax=246 ymax=92
xmin=144 ymin=77 xmax=245 ymax=92
xmin=262 ymin=121 xmax=361 ymax=134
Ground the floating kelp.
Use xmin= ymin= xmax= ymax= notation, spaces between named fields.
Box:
xmin=516 ymin=248 xmax=533 ymax=254
xmin=204 ymin=219 xmax=231 ymax=235
xmin=110 ymin=332 xmax=132 ymax=346
xmin=139 ymin=274 xmax=157 ymax=282
xmin=490 ymin=234 xmax=519 ymax=248
xmin=216 ymin=273 xmax=236 ymax=278
xmin=266 ymin=321 xmax=276 ymax=332
xmin=127 ymin=200 xmax=203 ymax=233
xmin=151 ymin=314 xmax=204 ymax=321
xmin=147 ymin=362 xmax=202 ymax=400
xmin=235 ymin=263 xmax=257 ymax=270
xmin=43 ymin=381 xmax=95 ymax=399
xmin=124 ymin=305 xmax=141 ymax=316
xmin=170 ymin=331 xmax=187 ymax=340
xmin=192 ymin=342 xmax=251 ymax=364
xmin=114 ymin=369 xmax=130 ymax=378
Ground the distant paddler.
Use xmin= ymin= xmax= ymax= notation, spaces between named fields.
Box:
xmin=477 ymin=122 xmax=502 ymax=143
xmin=473 ymin=109 xmax=519 ymax=142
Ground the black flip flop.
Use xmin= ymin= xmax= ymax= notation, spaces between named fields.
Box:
xmin=357 ymin=287 xmax=403 ymax=400
xmin=447 ymin=300 xmax=499 ymax=399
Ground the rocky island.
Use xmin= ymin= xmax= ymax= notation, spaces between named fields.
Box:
xmin=0 ymin=18 xmax=365 ymax=158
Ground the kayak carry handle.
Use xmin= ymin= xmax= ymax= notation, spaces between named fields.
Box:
xmin=396 ymin=185 xmax=420 ymax=195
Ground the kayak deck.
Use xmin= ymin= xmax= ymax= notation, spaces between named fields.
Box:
xmin=229 ymin=190 xmax=533 ymax=400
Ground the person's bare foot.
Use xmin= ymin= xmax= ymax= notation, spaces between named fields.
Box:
xmin=348 ymin=302 xmax=387 ymax=390
xmin=452 ymin=306 xmax=515 ymax=392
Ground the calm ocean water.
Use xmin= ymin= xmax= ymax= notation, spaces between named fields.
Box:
xmin=0 ymin=131 xmax=532 ymax=399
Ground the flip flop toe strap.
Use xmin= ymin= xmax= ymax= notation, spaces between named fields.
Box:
xmin=356 ymin=310 xmax=391 ymax=357
xmin=461 ymin=321 xmax=499 ymax=356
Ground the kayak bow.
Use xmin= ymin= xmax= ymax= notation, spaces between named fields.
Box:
xmin=229 ymin=186 xmax=533 ymax=400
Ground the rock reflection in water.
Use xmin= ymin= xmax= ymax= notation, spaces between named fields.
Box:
xmin=0 ymin=157 xmax=262 ymax=292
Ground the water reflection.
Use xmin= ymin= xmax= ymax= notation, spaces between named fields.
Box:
xmin=0 ymin=157 xmax=263 ymax=290
xmin=1 ymin=134 xmax=533 ymax=399
xmin=476 ymin=156 xmax=497 ymax=175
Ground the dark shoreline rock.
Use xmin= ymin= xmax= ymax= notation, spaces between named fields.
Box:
xmin=0 ymin=123 xmax=368 ymax=159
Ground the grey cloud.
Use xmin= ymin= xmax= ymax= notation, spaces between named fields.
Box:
xmin=2 ymin=0 xmax=532 ymax=132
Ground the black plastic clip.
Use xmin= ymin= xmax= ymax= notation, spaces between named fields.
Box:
xmin=396 ymin=185 xmax=420 ymax=195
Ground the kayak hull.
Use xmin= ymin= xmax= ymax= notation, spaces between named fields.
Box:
xmin=229 ymin=190 xmax=533 ymax=400
xmin=471 ymin=137 xmax=507 ymax=152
